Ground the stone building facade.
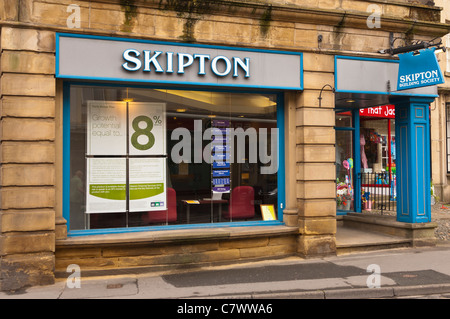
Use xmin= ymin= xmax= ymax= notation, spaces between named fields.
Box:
xmin=430 ymin=0 xmax=450 ymax=202
xmin=1 ymin=0 xmax=449 ymax=291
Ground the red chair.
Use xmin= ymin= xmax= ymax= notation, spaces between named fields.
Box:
xmin=222 ymin=186 xmax=255 ymax=220
xmin=143 ymin=187 xmax=177 ymax=224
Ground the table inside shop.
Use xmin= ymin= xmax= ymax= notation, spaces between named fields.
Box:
xmin=182 ymin=199 xmax=229 ymax=224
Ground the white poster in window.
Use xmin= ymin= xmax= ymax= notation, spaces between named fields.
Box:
xmin=86 ymin=158 xmax=126 ymax=213
xmin=129 ymin=157 xmax=166 ymax=212
xmin=87 ymin=101 xmax=127 ymax=156
xmin=128 ymin=102 xmax=166 ymax=156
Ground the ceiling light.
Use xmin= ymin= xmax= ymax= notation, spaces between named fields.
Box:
xmin=176 ymin=108 xmax=186 ymax=113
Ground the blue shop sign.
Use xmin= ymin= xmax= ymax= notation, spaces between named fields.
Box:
xmin=56 ymin=33 xmax=303 ymax=90
xmin=397 ymin=48 xmax=444 ymax=91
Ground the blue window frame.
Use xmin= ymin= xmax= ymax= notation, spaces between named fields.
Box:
xmin=62 ymin=82 xmax=286 ymax=236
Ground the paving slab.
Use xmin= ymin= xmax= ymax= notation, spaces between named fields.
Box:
xmin=2 ymin=244 xmax=450 ymax=299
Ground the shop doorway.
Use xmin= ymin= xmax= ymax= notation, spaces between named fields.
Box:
xmin=359 ymin=106 xmax=397 ymax=213
xmin=335 ymin=106 xmax=397 ymax=215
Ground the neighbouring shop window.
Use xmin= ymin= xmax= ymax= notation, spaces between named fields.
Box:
xmin=360 ymin=118 xmax=395 ymax=174
xmin=336 ymin=130 xmax=354 ymax=211
xmin=359 ymin=106 xmax=396 ymax=211
xmin=335 ymin=111 xmax=354 ymax=212
xmin=67 ymin=85 xmax=280 ymax=231
xmin=335 ymin=107 xmax=397 ymax=213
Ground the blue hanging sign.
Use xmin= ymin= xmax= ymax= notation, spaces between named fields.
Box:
xmin=397 ymin=48 xmax=444 ymax=91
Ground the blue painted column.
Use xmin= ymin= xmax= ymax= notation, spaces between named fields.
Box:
xmin=393 ymin=97 xmax=433 ymax=223
xmin=352 ymin=109 xmax=361 ymax=213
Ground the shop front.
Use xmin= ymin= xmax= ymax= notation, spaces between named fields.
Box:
xmin=45 ymin=33 xmax=306 ymax=280
xmin=334 ymin=56 xmax=439 ymax=224
xmin=59 ymin=33 xmax=302 ymax=234
xmin=56 ymin=44 xmax=440 ymax=278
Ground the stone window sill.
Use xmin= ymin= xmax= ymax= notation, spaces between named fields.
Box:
xmin=56 ymin=225 xmax=299 ymax=248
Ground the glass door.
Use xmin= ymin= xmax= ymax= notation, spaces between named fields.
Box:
xmin=335 ymin=110 xmax=359 ymax=214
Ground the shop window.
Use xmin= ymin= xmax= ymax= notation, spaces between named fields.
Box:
xmin=66 ymin=85 xmax=281 ymax=232
xmin=336 ymin=130 xmax=354 ymax=211
xmin=335 ymin=107 xmax=396 ymax=214
xmin=359 ymin=114 xmax=396 ymax=211
xmin=360 ymin=118 xmax=395 ymax=174
xmin=335 ymin=111 xmax=354 ymax=212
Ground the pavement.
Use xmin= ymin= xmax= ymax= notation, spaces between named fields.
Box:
xmin=2 ymin=242 xmax=450 ymax=300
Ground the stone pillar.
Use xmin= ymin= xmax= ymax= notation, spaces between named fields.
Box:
xmin=295 ymin=53 xmax=337 ymax=257
xmin=429 ymin=94 xmax=449 ymax=202
xmin=282 ymin=92 xmax=300 ymax=227
xmin=393 ymin=96 xmax=434 ymax=223
xmin=0 ymin=27 xmax=56 ymax=291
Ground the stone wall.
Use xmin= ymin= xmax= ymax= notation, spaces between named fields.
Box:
xmin=54 ymin=228 xmax=298 ymax=276
xmin=1 ymin=0 xmax=449 ymax=290
xmin=0 ymin=27 xmax=57 ymax=291
xmin=295 ymin=53 xmax=337 ymax=257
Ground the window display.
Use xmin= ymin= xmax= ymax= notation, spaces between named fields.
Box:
xmin=335 ymin=107 xmax=397 ymax=213
xmin=67 ymin=85 xmax=279 ymax=231
xmin=336 ymin=130 xmax=354 ymax=211
xmin=359 ymin=116 xmax=396 ymax=212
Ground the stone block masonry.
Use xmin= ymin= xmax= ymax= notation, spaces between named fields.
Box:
xmin=0 ymin=26 xmax=57 ymax=291
xmin=54 ymin=228 xmax=298 ymax=277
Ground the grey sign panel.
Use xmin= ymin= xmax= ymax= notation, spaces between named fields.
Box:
xmin=335 ymin=57 xmax=437 ymax=96
xmin=56 ymin=34 xmax=303 ymax=90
